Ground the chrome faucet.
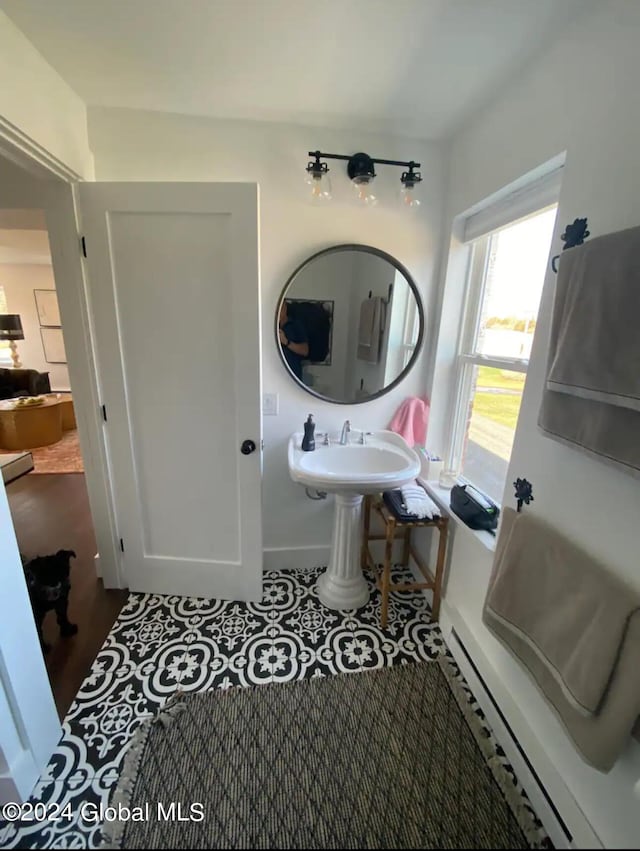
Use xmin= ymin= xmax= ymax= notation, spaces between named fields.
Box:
xmin=339 ymin=420 xmax=351 ymax=445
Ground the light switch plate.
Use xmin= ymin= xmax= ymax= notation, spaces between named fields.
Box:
xmin=262 ymin=393 xmax=279 ymax=415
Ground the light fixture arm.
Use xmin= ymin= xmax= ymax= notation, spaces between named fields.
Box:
xmin=308 ymin=151 xmax=421 ymax=170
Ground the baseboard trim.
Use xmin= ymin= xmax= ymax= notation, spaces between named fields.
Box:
xmin=262 ymin=546 xmax=330 ymax=572
xmin=439 ymin=603 xmax=603 ymax=849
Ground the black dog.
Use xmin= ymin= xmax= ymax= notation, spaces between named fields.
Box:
xmin=23 ymin=550 xmax=78 ymax=652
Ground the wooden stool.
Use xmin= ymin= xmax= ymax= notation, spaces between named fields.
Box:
xmin=361 ymin=493 xmax=448 ymax=627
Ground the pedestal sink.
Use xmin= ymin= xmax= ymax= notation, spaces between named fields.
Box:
xmin=288 ymin=430 xmax=420 ymax=610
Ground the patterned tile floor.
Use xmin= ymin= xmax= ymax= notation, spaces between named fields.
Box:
xmin=0 ymin=566 xmax=549 ymax=848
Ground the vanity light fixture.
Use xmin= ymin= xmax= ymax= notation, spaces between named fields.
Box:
xmin=305 ymin=150 xmax=422 ymax=207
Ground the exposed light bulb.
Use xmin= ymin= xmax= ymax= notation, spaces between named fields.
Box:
xmin=400 ymin=184 xmax=421 ymax=208
xmin=352 ymin=177 xmax=377 ymax=205
xmin=400 ymin=166 xmax=422 ymax=209
xmin=305 ymin=171 xmax=332 ymax=203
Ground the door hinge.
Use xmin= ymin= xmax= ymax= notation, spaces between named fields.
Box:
xmin=81 ymin=235 xmax=87 ymax=257
xmin=120 ymin=538 xmax=125 ymax=553
xmin=261 ymin=439 xmax=264 ymax=450
xmin=101 ymin=404 xmax=107 ymax=422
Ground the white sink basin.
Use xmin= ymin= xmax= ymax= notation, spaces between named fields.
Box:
xmin=288 ymin=429 xmax=420 ymax=494
xmin=288 ymin=429 xmax=421 ymax=611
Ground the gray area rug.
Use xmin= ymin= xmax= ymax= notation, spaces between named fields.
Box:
xmin=102 ymin=657 xmax=545 ymax=849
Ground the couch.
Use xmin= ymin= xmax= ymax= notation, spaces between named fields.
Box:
xmin=0 ymin=368 xmax=51 ymax=400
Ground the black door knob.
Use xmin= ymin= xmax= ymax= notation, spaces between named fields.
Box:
xmin=241 ymin=439 xmax=256 ymax=455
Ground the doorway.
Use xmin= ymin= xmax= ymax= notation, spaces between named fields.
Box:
xmin=0 ymin=208 xmax=83 ymax=475
xmin=0 ymin=186 xmax=127 ymax=721
xmin=0 ymin=140 xmax=262 ymax=802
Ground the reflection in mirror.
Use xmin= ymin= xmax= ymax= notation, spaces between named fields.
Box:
xmin=276 ymin=245 xmax=423 ymax=404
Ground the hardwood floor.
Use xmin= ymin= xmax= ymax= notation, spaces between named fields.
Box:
xmin=6 ymin=473 xmax=128 ymax=720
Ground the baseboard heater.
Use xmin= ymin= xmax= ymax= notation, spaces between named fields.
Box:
xmin=448 ymin=626 xmax=574 ymax=848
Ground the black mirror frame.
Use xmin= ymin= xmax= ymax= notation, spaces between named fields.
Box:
xmin=275 ymin=243 xmax=425 ymax=405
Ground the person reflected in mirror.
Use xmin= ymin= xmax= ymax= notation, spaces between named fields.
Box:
xmin=279 ymin=301 xmax=309 ymax=380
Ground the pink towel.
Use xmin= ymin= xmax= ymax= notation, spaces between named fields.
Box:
xmin=388 ymin=396 xmax=430 ymax=447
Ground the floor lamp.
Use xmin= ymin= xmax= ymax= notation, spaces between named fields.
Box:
xmin=0 ymin=314 xmax=25 ymax=368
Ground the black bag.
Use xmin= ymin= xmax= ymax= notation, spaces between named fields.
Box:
xmin=450 ymin=484 xmax=499 ymax=532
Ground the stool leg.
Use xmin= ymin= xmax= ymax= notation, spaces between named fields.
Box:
xmin=381 ymin=518 xmax=395 ymax=628
xmin=402 ymin=525 xmax=411 ymax=567
xmin=361 ymin=494 xmax=371 ymax=570
xmin=431 ymin=520 xmax=448 ymax=622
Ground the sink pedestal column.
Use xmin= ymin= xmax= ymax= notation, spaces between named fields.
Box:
xmin=318 ymin=492 xmax=369 ymax=610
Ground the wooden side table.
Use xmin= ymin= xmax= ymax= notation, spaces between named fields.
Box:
xmin=361 ymin=493 xmax=449 ymax=627
xmin=0 ymin=399 xmax=63 ymax=450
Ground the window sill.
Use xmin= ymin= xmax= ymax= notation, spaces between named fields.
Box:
xmin=418 ymin=478 xmax=497 ymax=554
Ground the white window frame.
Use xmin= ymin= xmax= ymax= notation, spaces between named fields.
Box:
xmin=446 ymin=190 xmax=559 ymax=496
xmin=447 ymin=233 xmax=529 ymax=478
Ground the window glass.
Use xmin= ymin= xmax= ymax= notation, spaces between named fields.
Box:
xmin=450 ymin=204 xmax=558 ymax=504
xmin=475 ymin=207 xmax=557 ymax=359
xmin=460 ymin=366 xmax=526 ymax=503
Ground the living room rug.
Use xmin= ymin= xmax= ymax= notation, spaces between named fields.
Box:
xmin=1 ymin=428 xmax=85 ymax=474
xmin=101 ymin=656 xmax=546 ymax=850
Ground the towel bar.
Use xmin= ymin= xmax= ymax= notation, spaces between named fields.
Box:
xmin=513 ymin=477 xmax=534 ymax=513
xmin=367 ymin=282 xmax=393 ymax=304
xmin=550 ymin=217 xmax=590 ymax=272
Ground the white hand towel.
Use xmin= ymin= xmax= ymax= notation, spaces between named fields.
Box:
xmin=400 ymin=482 xmax=440 ymax=519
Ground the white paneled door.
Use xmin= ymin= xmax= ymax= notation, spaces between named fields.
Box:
xmin=77 ymin=183 xmax=262 ymax=600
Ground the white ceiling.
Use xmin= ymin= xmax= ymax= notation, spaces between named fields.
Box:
xmin=2 ymin=0 xmax=588 ymax=140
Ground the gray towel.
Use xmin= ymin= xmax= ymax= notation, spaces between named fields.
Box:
xmin=539 ymin=226 xmax=640 ymax=476
xmin=546 ymin=226 xmax=640 ymax=412
xmin=357 ymin=297 xmax=382 ymax=363
xmin=539 ymin=389 xmax=640 ymax=478
xmin=483 ymin=507 xmax=640 ymax=771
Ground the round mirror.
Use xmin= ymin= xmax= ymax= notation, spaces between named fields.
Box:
xmin=276 ymin=244 xmax=424 ymax=403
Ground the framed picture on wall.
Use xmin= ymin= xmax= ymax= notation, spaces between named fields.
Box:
xmin=34 ymin=289 xmax=61 ymax=327
xmin=285 ymin=299 xmax=334 ymax=365
xmin=40 ymin=327 xmax=67 ymax=364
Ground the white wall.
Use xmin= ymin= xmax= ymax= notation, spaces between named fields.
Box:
xmin=87 ymin=107 xmax=445 ymax=566
xmin=429 ymin=3 xmax=640 ymax=846
xmin=0 ymin=11 xmax=93 ymax=179
xmin=1 ymin=263 xmax=71 ymax=390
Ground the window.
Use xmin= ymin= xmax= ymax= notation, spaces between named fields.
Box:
xmin=448 ymin=204 xmax=558 ymax=504
xmin=0 ymin=285 xmax=11 ymax=366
